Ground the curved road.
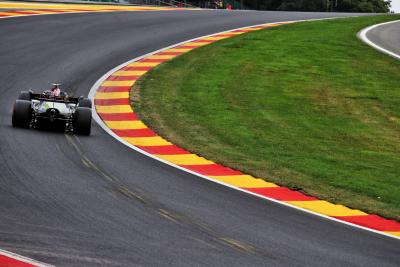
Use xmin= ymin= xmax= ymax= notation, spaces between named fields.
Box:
xmin=366 ymin=20 xmax=400 ymax=57
xmin=0 ymin=11 xmax=398 ymax=267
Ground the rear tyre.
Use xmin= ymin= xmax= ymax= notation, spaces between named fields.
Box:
xmin=18 ymin=91 xmax=31 ymax=101
xmin=78 ymin=97 xmax=92 ymax=108
xmin=73 ymin=107 xmax=91 ymax=135
xmin=12 ymin=100 xmax=31 ymax=128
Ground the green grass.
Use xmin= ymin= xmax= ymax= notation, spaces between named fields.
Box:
xmin=132 ymin=15 xmax=400 ymax=220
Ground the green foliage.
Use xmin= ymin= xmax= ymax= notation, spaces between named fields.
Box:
xmin=241 ymin=0 xmax=390 ymax=12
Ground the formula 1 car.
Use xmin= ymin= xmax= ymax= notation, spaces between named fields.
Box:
xmin=12 ymin=84 xmax=92 ymax=135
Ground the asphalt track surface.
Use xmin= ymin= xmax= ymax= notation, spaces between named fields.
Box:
xmin=0 ymin=10 xmax=399 ymax=267
xmin=366 ymin=20 xmax=400 ymax=57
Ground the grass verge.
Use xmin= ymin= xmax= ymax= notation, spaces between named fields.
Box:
xmin=132 ymin=15 xmax=400 ymax=220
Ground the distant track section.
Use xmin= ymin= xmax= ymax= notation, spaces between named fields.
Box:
xmin=0 ymin=0 xmax=196 ymax=18
xmin=359 ymin=20 xmax=400 ymax=59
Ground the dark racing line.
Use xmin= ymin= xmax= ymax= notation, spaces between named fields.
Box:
xmin=0 ymin=10 xmax=398 ymax=267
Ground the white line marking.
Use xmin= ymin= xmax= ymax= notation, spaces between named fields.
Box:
xmin=358 ymin=19 xmax=400 ymax=60
xmin=0 ymin=249 xmax=53 ymax=267
xmin=89 ymin=18 xmax=400 ymax=241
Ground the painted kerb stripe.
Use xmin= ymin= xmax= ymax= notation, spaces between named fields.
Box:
xmin=90 ymin=18 xmax=400 ymax=240
xmin=0 ymin=1 xmax=201 ymax=20
xmin=0 ymin=249 xmax=53 ymax=267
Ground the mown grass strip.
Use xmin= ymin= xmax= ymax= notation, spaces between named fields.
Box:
xmin=132 ymin=15 xmax=400 ymax=220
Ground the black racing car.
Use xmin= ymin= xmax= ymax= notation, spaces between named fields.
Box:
xmin=12 ymin=86 xmax=92 ymax=135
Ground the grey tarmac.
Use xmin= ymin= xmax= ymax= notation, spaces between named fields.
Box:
xmin=366 ymin=19 xmax=400 ymax=57
xmin=0 ymin=10 xmax=398 ymax=266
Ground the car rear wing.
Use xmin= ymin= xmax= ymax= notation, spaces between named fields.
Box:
xmin=30 ymin=93 xmax=80 ymax=104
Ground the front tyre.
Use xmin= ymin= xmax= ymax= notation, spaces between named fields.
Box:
xmin=73 ymin=107 xmax=91 ymax=135
xmin=12 ymin=100 xmax=31 ymax=128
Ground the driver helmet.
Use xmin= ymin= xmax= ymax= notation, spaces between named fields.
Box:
xmin=51 ymin=85 xmax=61 ymax=97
